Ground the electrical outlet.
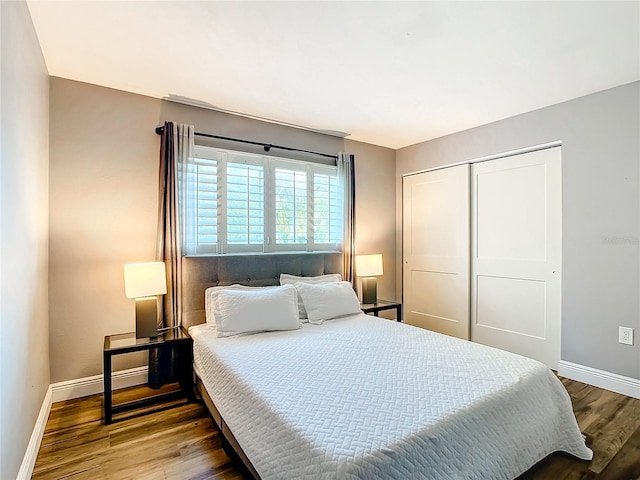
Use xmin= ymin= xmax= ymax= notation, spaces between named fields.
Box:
xmin=619 ymin=326 xmax=634 ymax=346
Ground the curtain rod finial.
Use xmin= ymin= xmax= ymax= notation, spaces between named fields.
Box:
xmin=155 ymin=126 xmax=164 ymax=135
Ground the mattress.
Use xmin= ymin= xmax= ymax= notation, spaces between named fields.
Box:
xmin=190 ymin=314 xmax=592 ymax=479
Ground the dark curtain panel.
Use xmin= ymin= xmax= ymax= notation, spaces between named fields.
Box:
xmin=149 ymin=121 xmax=190 ymax=387
xmin=340 ymin=153 xmax=357 ymax=286
xmin=157 ymin=121 xmax=183 ymax=328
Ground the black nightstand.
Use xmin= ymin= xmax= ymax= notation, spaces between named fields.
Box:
xmin=361 ymin=300 xmax=402 ymax=322
xmin=103 ymin=326 xmax=193 ymax=424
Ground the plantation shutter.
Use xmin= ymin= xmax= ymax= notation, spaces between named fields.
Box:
xmin=194 ymin=157 xmax=218 ymax=253
xmin=184 ymin=146 xmax=342 ymax=255
xmin=312 ymin=167 xmax=342 ymax=248
xmin=225 ymin=154 xmax=265 ymax=252
xmin=273 ymin=162 xmax=308 ymax=250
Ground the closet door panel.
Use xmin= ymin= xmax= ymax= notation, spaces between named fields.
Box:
xmin=475 ymin=275 xmax=546 ymax=338
xmin=403 ymin=165 xmax=470 ymax=339
xmin=471 ymin=147 xmax=561 ymax=369
xmin=409 ymin=270 xmax=464 ymax=329
xmin=475 ymin=162 xmax=547 ymax=261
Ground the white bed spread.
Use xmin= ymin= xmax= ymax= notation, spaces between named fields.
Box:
xmin=191 ymin=314 xmax=592 ymax=480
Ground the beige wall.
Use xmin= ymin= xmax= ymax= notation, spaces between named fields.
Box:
xmin=49 ymin=78 xmax=397 ymax=382
xmin=396 ymin=82 xmax=640 ymax=379
xmin=49 ymin=78 xmax=162 ymax=382
xmin=160 ymin=101 xmax=344 ymax=162
xmin=345 ymin=139 xmax=397 ymax=312
xmin=0 ymin=2 xmax=51 ymax=478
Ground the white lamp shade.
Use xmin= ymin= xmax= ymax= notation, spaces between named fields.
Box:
xmin=124 ymin=262 xmax=167 ymax=299
xmin=355 ymin=254 xmax=383 ymax=277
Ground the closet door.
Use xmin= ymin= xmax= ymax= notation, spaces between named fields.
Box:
xmin=403 ymin=165 xmax=470 ymax=339
xmin=471 ymin=147 xmax=561 ymax=368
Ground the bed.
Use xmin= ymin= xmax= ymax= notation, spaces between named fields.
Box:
xmin=181 ymin=253 xmax=592 ymax=479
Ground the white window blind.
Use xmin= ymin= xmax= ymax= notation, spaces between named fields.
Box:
xmin=180 ymin=153 xmax=219 ymax=255
xmin=313 ymin=171 xmax=342 ymax=245
xmin=274 ymin=167 xmax=307 ymax=246
xmin=195 ymin=159 xmax=218 ymax=248
xmin=185 ymin=146 xmax=342 ymax=255
xmin=226 ymin=160 xmax=264 ymax=249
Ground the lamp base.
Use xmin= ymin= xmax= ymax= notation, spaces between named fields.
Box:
xmin=361 ymin=277 xmax=378 ymax=305
xmin=135 ymin=296 xmax=159 ymax=338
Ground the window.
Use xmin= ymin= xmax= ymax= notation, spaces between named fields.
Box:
xmin=226 ymin=160 xmax=264 ymax=249
xmin=181 ymin=146 xmax=342 ymax=255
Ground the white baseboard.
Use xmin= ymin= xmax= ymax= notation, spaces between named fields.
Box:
xmin=51 ymin=366 xmax=148 ymax=403
xmin=17 ymin=368 xmax=149 ymax=478
xmin=16 ymin=385 xmax=52 ymax=480
xmin=558 ymin=361 xmax=640 ymax=399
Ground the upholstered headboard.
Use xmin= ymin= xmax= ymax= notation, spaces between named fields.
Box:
xmin=181 ymin=252 xmax=343 ymax=329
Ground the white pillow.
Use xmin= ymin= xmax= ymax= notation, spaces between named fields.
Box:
xmin=205 ymin=284 xmax=280 ymax=333
xmin=279 ymin=273 xmax=342 ymax=284
xmin=280 ymin=273 xmax=342 ymax=321
xmin=210 ymin=284 xmax=300 ymax=337
xmin=293 ymin=281 xmax=361 ymax=324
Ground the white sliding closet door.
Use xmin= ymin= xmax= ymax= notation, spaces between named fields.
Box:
xmin=403 ymin=165 xmax=470 ymax=339
xmin=470 ymin=147 xmax=561 ymax=369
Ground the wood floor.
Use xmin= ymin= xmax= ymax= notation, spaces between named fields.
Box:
xmin=33 ymin=377 xmax=640 ymax=480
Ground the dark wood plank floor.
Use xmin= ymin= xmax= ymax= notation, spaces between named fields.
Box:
xmin=517 ymin=378 xmax=640 ymax=480
xmin=33 ymin=377 xmax=640 ymax=480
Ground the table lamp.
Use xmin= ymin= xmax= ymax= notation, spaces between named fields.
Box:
xmin=355 ymin=254 xmax=383 ymax=305
xmin=124 ymin=262 xmax=167 ymax=338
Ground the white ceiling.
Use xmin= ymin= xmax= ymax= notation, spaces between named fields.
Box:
xmin=27 ymin=1 xmax=640 ymax=149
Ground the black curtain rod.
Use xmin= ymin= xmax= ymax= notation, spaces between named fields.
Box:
xmin=155 ymin=126 xmax=338 ymax=160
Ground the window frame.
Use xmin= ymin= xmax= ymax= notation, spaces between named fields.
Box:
xmin=187 ymin=145 xmax=342 ymax=255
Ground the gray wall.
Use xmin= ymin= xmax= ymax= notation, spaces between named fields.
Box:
xmin=49 ymin=78 xmax=397 ymax=382
xmin=0 ymin=2 xmax=51 ymax=478
xmin=396 ymin=81 xmax=640 ymax=380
